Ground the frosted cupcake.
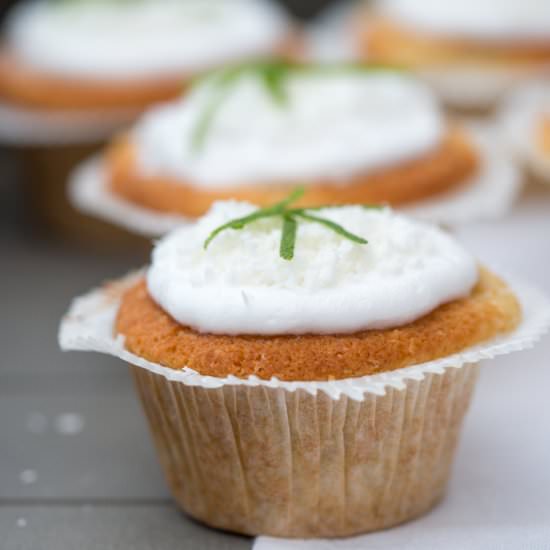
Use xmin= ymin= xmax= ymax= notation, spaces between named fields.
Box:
xmin=0 ymin=0 xmax=294 ymax=111
xmin=500 ymin=81 xmax=550 ymax=184
xmin=88 ymin=62 xmax=485 ymax=220
xmin=59 ymin=193 xmax=537 ymax=537
xmin=360 ymin=0 xmax=550 ymax=108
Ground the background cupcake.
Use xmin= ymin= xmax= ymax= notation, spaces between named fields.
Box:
xmin=500 ymin=81 xmax=550 ymax=185
xmin=0 ymin=0 xmax=295 ymax=246
xmin=0 ymin=0 xmax=294 ymax=111
xmin=69 ymin=61 xmax=520 ymax=235
xmin=357 ymin=0 xmax=550 ymax=110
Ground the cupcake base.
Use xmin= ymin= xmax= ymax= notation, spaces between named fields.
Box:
xmin=132 ymin=363 xmax=479 ymax=538
xmin=68 ymin=123 xmax=521 ymax=235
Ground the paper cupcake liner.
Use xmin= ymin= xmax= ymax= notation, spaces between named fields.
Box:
xmin=68 ymin=123 xmax=522 ymax=238
xmin=418 ymin=66 xmax=550 ymax=111
xmin=402 ymin=122 xmax=521 ymax=223
xmin=131 ymin=361 xmax=478 ymax=537
xmin=68 ymin=157 xmax=187 ymax=237
xmin=499 ymin=81 xmax=550 ymax=185
xmin=59 ymin=271 xmax=550 ymax=401
xmin=0 ymin=101 xmax=139 ymax=146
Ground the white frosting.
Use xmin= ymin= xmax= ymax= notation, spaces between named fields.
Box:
xmin=378 ymin=0 xmax=550 ymax=41
xmin=133 ymin=71 xmax=444 ymax=187
xmin=5 ymin=0 xmax=289 ymax=79
xmin=147 ymin=202 xmax=478 ymax=335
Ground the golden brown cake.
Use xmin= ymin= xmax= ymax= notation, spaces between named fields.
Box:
xmin=363 ymin=18 xmax=550 ymax=70
xmin=97 ymin=62 xmax=480 ymax=218
xmin=0 ymin=51 xmax=191 ymax=111
xmin=107 ymin=127 xmax=478 ymax=218
xmin=116 ymin=268 xmax=520 ymax=381
xmin=0 ymin=39 xmax=300 ymax=111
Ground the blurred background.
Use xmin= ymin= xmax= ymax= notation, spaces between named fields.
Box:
xmin=0 ymin=0 xmax=342 ymax=246
xmin=1 ymin=0 xmax=549 ymax=549
xmin=0 ymin=0 xmax=337 ymax=19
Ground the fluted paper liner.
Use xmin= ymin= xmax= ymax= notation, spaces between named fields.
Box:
xmin=418 ymin=66 xmax=550 ymax=110
xmin=499 ymin=81 xmax=550 ymax=185
xmin=68 ymin=124 xmax=521 ymax=237
xmin=132 ymin=364 xmax=478 ymax=537
xmin=0 ymin=101 xmax=138 ymax=146
xmin=68 ymin=157 xmax=187 ymax=237
xmin=59 ymin=274 xmax=549 ymax=537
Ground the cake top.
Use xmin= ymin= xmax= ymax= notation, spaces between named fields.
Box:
xmin=377 ymin=0 xmax=550 ymax=41
xmin=147 ymin=197 xmax=478 ymax=335
xmin=6 ymin=0 xmax=289 ymax=79
xmin=133 ymin=62 xmax=444 ymax=187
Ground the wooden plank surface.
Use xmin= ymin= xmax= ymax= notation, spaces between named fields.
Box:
xmin=0 ymin=176 xmax=250 ymax=548
xmin=2 ymin=167 xmax=549 ymax=548
xmin=0 ymin=506 xmax=250 ymax=550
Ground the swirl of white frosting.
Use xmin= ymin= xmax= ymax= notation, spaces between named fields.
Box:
xmin=5 ymin=0 xmax=289 ymax=79
xmin=133 ymin=70 xmax=444 ymax=187
xmin=378 ymin=0 xmax=550 ymax=41
xmin=147 ymin=202 xmax=478 ymax=335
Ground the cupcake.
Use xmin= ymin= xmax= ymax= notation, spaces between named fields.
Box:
xmin=0 ymin=0 xmax=294 ymax=111
xmin=500 ymin=81 xmax=550 ymax=184
xmin=0 ymin=0 xmax=294 ymax=245
xmin=359 ymin=0 xmax=550 ymax=109
xmin=70 ymin=60 xmax=521 ymax=231
xmin=58 ymin=193 xmax=542 ymax=538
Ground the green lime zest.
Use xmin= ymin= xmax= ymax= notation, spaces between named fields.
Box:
xmin=204 ymin=187 xmax=382 ymax=261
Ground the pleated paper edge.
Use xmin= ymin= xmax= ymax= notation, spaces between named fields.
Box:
xmin=0 ymin=100 xmax=139 ymax=146
xmin=402 ymin=122 xmax=522 ymax=223
xmin=68 ymin=155 xmax=189 ymax=237
xmin=58 ymin=270 xmax=550 ymax=402
xmin=418 ymin=67 xmax=550 ymax=110
xmin=67 ymin=123 xmax=521 ymax=238
xmin=499 ymin=81 xmax=550 ymax=185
